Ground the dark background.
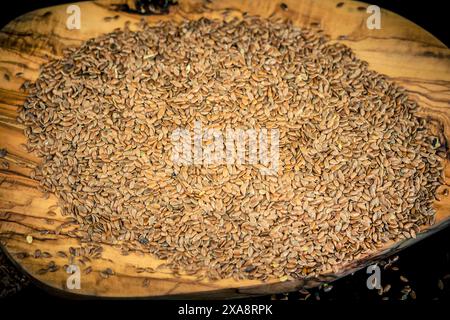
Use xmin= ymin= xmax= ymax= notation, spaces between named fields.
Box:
xmin=0 ymin=0 xmax=448 ymax=303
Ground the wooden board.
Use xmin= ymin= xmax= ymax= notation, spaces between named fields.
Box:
xmin=0 ymin=0 xmax=449 ymax=298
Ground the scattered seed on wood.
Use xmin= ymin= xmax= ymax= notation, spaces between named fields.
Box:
xmin=49 ymin=265 xmax=59 ymax=272
xmin=83 ymin=266 xmax=92 ymax=275
xmin=36 ymin=268 xmax=48 ymax=275
xmin=104 ymin=268 xmax=114 ymax=276
xmin=41 ymin=252 xmax=52 ymax=258
xmin=25 ymin=235 xmax=33 ymax=244
xmin=15 ymin=252 xmax=29 ymax=259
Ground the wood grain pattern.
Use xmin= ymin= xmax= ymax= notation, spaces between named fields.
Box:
xmin=0 ymin=0 xmax=449 ymax=298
